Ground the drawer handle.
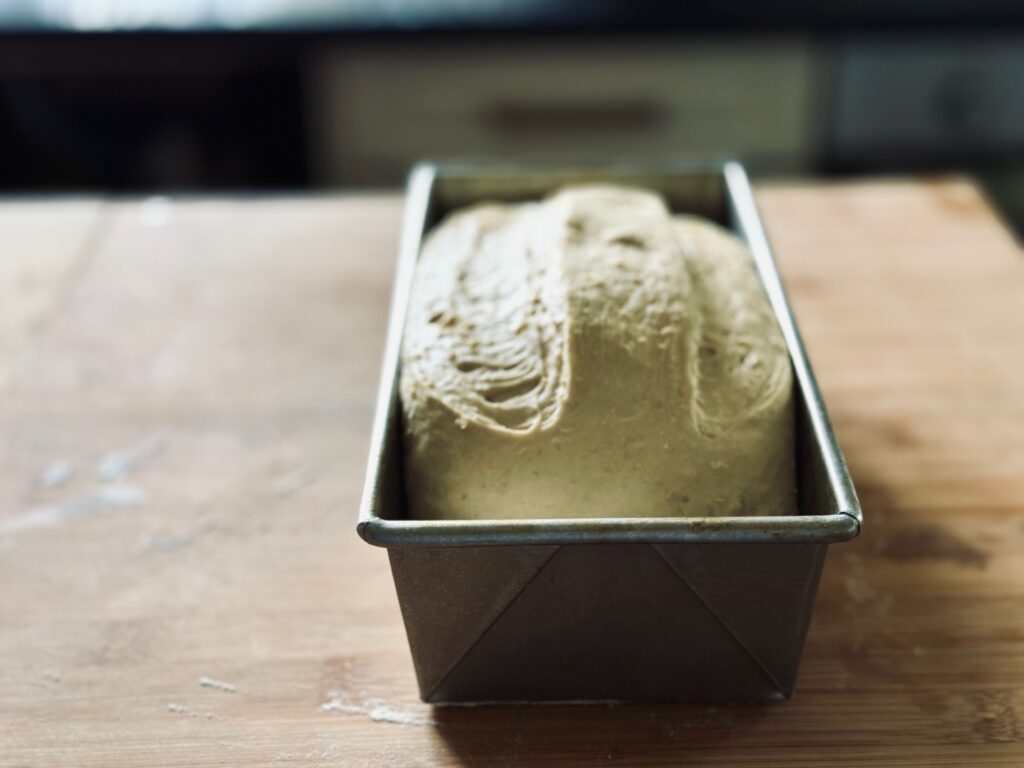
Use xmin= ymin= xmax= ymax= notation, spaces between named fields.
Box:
xmin=481 ymin=99 xmax=667 ymax=136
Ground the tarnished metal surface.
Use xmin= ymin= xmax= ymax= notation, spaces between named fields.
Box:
xmin=357 ymin=162 xmax=862 ymax=703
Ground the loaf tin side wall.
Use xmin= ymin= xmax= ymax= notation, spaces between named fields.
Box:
xmin=389 ymin=541 xmax=827 ymax=703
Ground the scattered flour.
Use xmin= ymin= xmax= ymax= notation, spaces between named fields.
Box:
xmin=271 ymin=466 xmax=315 ymax=497
xmin=844 ymin=576 xmax=876 ymax=604
xmin=0 ymin=484 xmax=147 ymax=536
xmin=138 ymin=532 xmax=194 ymax=554
xmin=96 ymin=432 xmax=167 ymax=482
xmin=320 ymin=698 xmax=363 ymax=716
xmin=321 ymin=690 xmax=434 ymax=727
xmin=38 ymin=460 xmax=74 ymax=489
xmin=167 ymin=703 xmax=214 ymax=719
xmin=198 ymin=676 xmax=237 ymax=693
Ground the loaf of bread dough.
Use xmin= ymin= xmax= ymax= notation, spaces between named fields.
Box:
xmin=399 ymin=185 xmax=796 ymax=519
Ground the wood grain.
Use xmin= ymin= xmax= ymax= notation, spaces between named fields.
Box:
xmin=1 ymin=182 xmax=1022 ymax=766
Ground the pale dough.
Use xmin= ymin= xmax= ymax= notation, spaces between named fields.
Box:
xmin=400 ymin=185 xmax=796 ymax=519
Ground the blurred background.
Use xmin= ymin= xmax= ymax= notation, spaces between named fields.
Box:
xmin=1 ymin=0 xmax=1023 ymax=234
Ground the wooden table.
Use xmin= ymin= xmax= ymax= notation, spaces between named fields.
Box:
xmin=2 ymin=182 xmax=1022 ymax=766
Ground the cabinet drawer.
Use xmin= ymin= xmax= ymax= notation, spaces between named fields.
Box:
xmin=310 ymin=41 xmax=816 ymax=184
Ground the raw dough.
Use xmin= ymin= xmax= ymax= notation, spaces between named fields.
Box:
xmin=400 ymin=185 xmax=796 ymax=519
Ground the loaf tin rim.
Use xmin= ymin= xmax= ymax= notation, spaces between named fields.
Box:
xmin=357 ymin=161 xmax=861 ymax=547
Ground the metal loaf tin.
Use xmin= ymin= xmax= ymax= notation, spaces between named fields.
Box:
xmin=358 ymin=162 xmax=862 ymax=704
